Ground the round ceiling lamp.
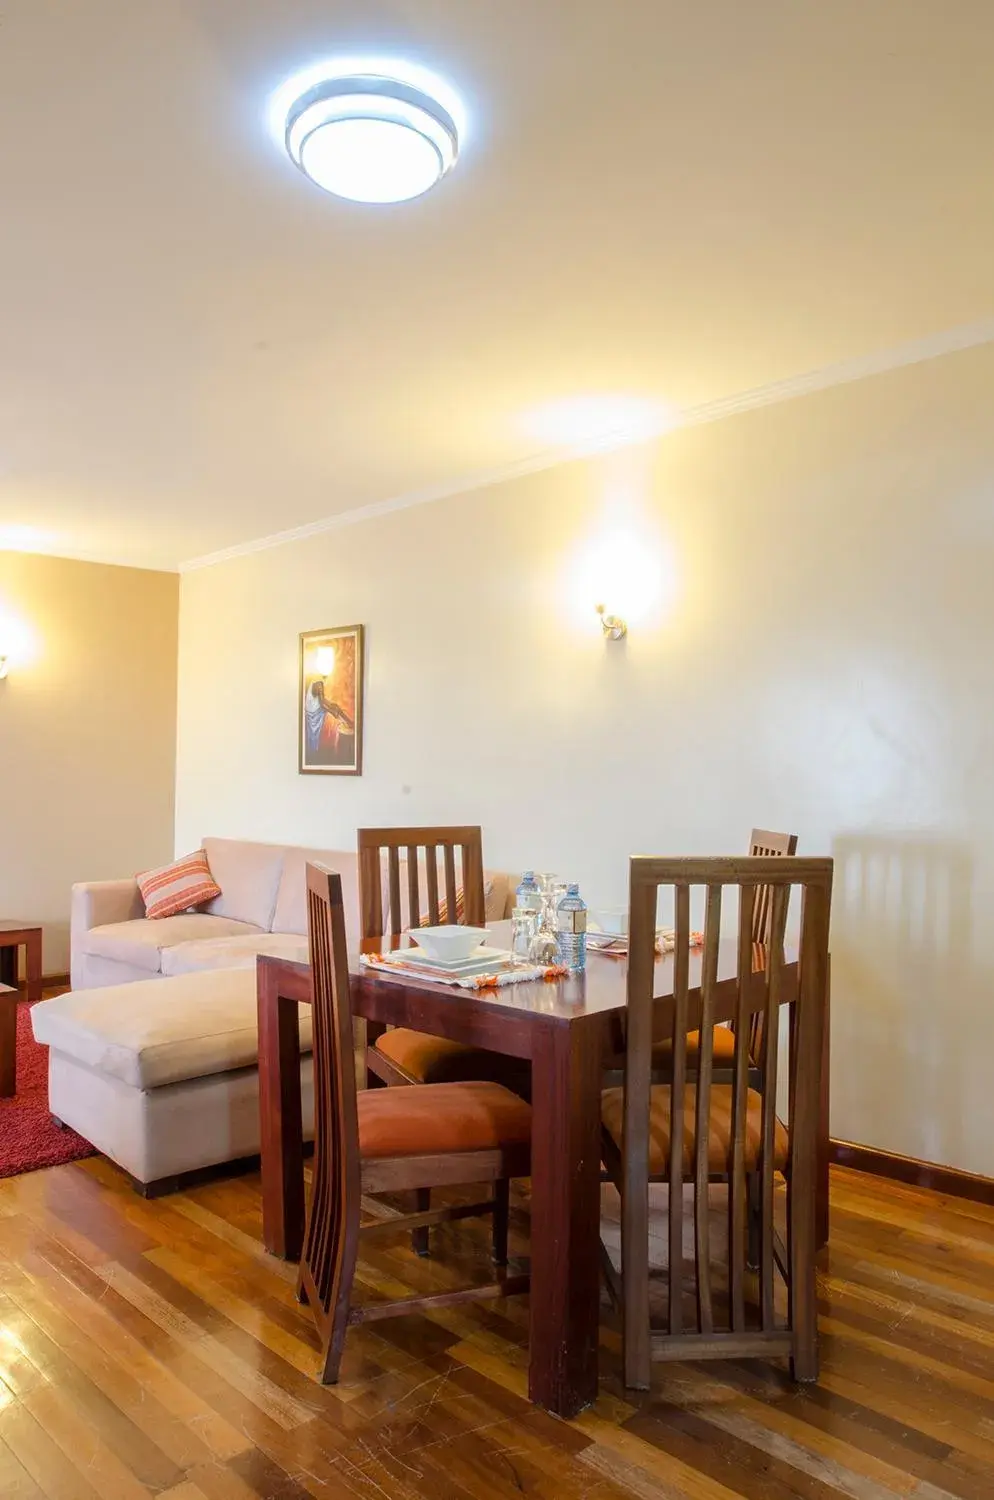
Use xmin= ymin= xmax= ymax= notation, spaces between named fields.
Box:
xmin=272 ymin=58 xmax=464 ymax=204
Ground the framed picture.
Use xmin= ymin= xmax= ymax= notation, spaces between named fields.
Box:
xmin=299 ymin=625 xmax=364 ymax=776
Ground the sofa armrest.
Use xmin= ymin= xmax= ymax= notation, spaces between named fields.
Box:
xmin=71 ymin=879 xmax=145 ymax=989
xmin=72 ymin=879 xmax=145 ymax=934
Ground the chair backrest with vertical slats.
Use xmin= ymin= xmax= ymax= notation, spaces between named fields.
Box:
xmin=301 ymin=863 xmax=362 ymax=1338
xmin=622 ymin=855 xmax=832 ymax=1373
xmin=745 ymin=829 xmax=797 ymax=1056
xmin=357 ymin=826 xmax=486 ymax=944
xmin=748 ymin=828 xmax=798 ymax=943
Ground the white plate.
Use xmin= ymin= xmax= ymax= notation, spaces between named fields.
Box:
xmin=400 ymin=944 xmax=513 ymax=976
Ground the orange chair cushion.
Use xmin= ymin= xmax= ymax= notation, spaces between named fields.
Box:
xmin=601 ymin=1083 xmax=788 ymax=1177
xmin=651 ymin=1025 xmax=737 ymax=1067
xmin=374 ymin=1027 xmax=529 ymax=1088
xmin=358 ymin=1081 xmax=531 ymax=1160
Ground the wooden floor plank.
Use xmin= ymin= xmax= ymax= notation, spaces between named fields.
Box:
xmin=0 ymin=1402 xmax=105 ymax=1500
xmin=3 ymin=1240 xmax=252 ymax=1465
xmin=0 ymin=1437 xmax=48 ymax=1500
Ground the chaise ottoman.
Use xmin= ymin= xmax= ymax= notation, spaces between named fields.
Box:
xmin=31 ymin=967 xmax=314 ymax=1194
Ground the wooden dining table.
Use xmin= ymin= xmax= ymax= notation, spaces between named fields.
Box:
xmin=257 ymin=927 xmax=827 ymax=1419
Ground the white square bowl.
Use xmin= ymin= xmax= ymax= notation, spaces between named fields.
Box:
xmin=413 ymin=925 xmax=489 ymax=963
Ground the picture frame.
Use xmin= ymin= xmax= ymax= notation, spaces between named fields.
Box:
xmin=298 ymin=624 xmax=364 ymax=776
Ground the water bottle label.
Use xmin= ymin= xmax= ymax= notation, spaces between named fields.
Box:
xmin=557 ymin=910 xmax=587 ymax=935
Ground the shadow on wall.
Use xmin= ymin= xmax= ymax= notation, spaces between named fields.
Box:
xmin=831 ymin=831 xmax=982 ymax=1170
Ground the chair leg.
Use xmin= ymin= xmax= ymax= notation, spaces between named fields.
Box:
xmin=302 ymin=1159 xmax=361 ymax=1383
xmin=787 ymin=1173 xmax=819 ymax=1383
xmin=319 ymin=1254 xmax=358 ymax=1384
xmin=413 ymin=1188 xmax=430 ymax=1257
xmin=492 ymin=1179 xmax=510 ymax=1266
xmin=622 ymin=1180 xmax=652 ymax=1391
xmin=790 ymin=1322 xmax=819 ymax=1384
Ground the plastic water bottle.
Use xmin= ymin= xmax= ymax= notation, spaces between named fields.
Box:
xmin=516 ymin=871 xmax=541 ymax=913
xmin=556 ymin=883 xmax=587 ymax=973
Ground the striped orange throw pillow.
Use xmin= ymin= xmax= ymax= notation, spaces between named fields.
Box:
xmin=419 ymin=887 xmax=466 ymax=925
xmin=416 ymin=877 xmax=499 ymax=927
xmin=137 ymin=850 xmax=221 ymax=920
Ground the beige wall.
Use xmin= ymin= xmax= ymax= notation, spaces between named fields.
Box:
xmin=176 ymin=342 xmax=994 ymax=1175
xmin=0 ymin=553 xmax=179 ymax=972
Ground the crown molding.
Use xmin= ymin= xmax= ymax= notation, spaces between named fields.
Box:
xmin=0 ymin=540 xmax=176 ymax=574
xmin=680 ymin=314 xmax=994 ymax=429
xmin=180 ymin=314 xmax=994 ymax=573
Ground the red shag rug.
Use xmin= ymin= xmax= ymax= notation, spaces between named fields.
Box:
xmin=0 ymin=1001 xmax=94 ymax=1178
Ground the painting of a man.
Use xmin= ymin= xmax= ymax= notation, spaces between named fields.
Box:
xmin=299 ymin=625 xmax=364 ymax=775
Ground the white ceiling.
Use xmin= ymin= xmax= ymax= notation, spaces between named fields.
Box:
xmin=1 ymin=0 xmax=993 ymax=571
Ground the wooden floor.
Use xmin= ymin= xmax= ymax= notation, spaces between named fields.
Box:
xmin=0 ymin=1157 xmax=991 ymax=1500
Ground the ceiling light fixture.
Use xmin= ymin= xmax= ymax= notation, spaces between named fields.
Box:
xmin=272 ymin=57 xmax=464 ymax=204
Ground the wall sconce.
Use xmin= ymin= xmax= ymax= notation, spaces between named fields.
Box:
xmin=595 ymin=603 xmax=627 ymax=641
xmin=0 ymin=656 xmax=8 ymax=680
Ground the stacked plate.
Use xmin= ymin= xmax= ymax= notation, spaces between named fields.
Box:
xmin=401 ymin=944 xmax=514 ymax=978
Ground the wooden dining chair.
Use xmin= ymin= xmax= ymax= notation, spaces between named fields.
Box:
xmin=649 ymin=828 xmax=798 ymax=1076
xmin=300 ymin=863 xmax=531 ymax=1384
xmin=601 ymin=854 xmax=832 ymax=1391
xmin=359 ymin=826 xmax=530 ymax=1094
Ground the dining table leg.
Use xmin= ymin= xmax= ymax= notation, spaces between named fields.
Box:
xmin=528 ymin=1013 xmax=606 ymax=1418
xmin=258 ymin=965 xmax=305 ymax=1261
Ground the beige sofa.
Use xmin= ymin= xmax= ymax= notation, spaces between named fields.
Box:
xmin=47 ymin=837 xmax=515 ymax=1189
xmin=72 ymin=836 xmax=514 ymax=990
xmin=70 ymin=837 xmax=357 ymax=990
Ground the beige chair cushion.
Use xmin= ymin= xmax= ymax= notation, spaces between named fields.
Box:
xmin=81 ymin=915 xmax=262 ymax=974
xmin=203 ymin=837 xmax=287 ymax=930
xmin=31 ymin=969 xmax=313 ymax=1089
xmin=163 ymin=931 xmax=309 ymax=977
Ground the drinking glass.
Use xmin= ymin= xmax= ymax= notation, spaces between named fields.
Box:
xmin=510 ymin=907 xmax=537 ymax=963
xmin=527 ymin=921 xmax=560 ymax=966
xmin=528 ymin=875 xmax=562 ymax=965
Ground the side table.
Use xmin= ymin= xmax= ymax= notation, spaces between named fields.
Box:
xmin=0 ymin=923 xmax=43 ymax=1099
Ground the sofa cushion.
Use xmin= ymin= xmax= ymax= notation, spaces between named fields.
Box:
xmin=137 ymin=849 xmax=221 ymax=920
xmin=82 ymin=915 xmax=262 ymax=975
xmin=162 ymin=931 xmax=309 ymax=977
xmin=485 ymin=873 xmax=512 ymax=922
xmin=31 ymin=969 xmax=313 ymax=1089
xmin=385 ymin=861 xmax=512 ymax=933
xmin=415 ymin=874 xmax=511 ymax=925
xmin=203 ymin=838 xmax=286 ymax=930
xmin=272 ymin=847 xmax=359 ymax=938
